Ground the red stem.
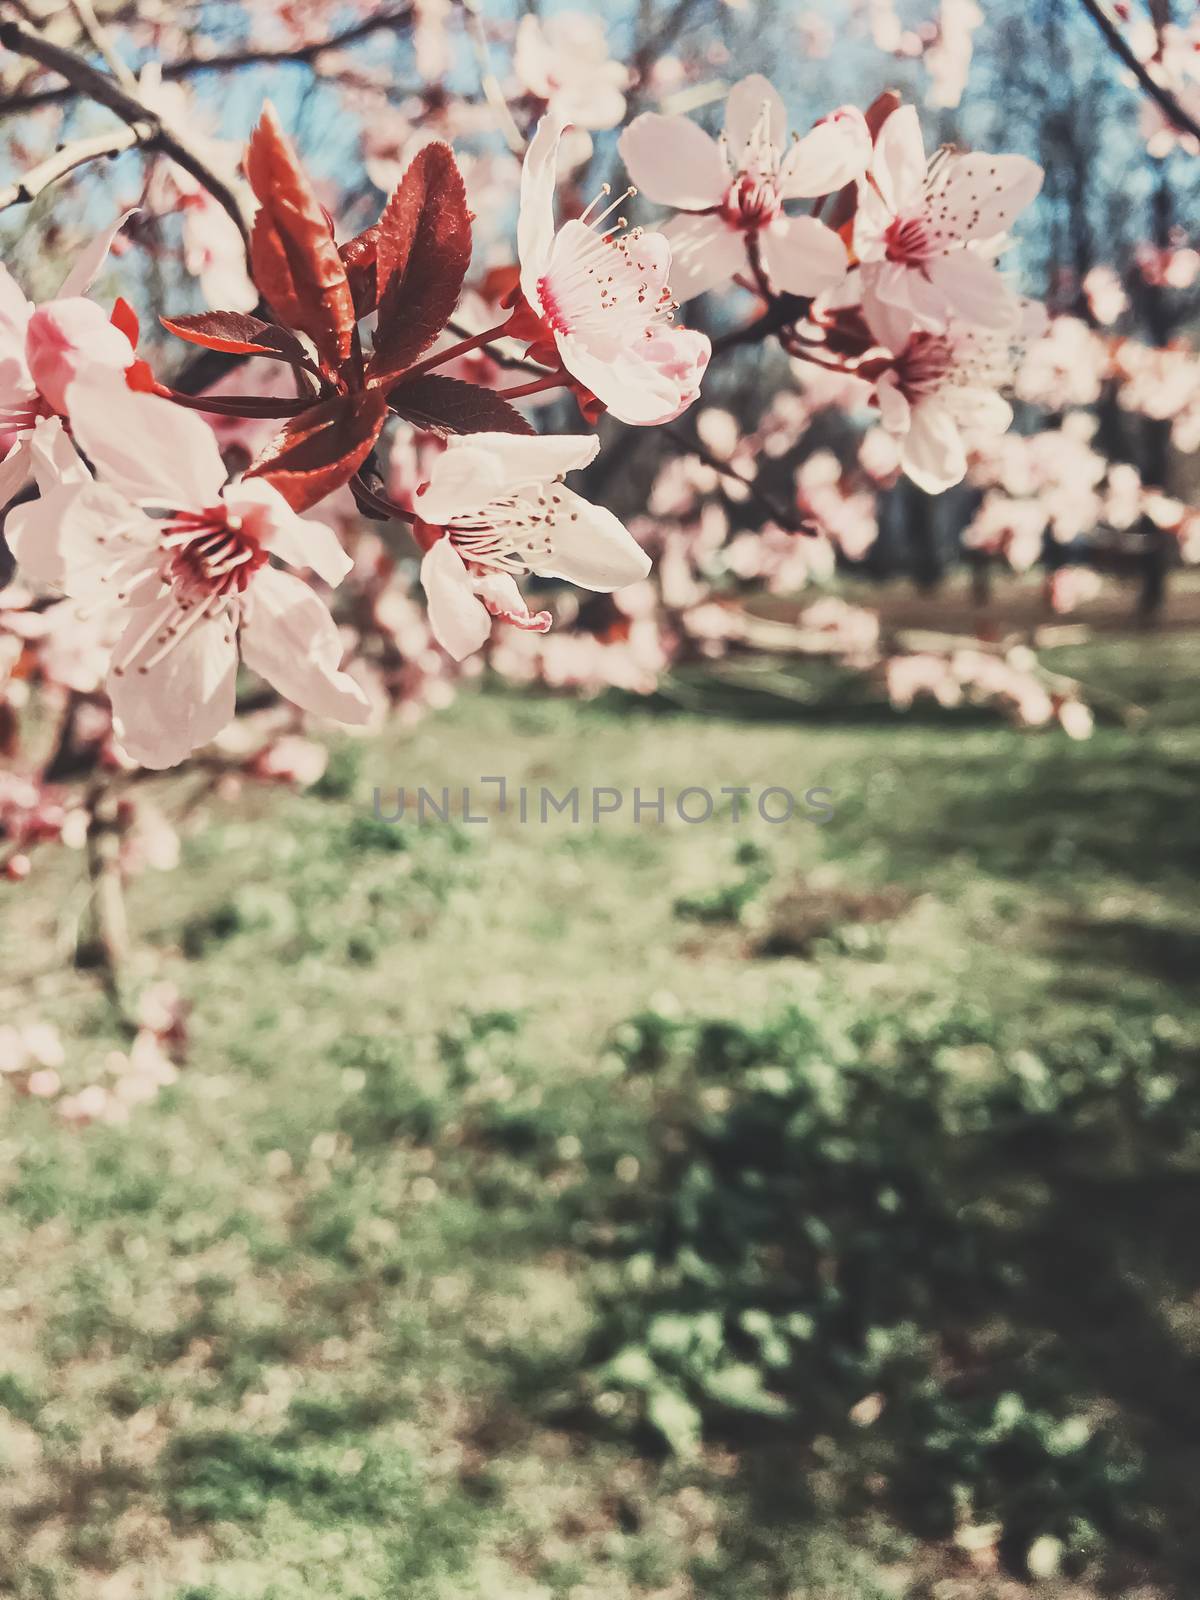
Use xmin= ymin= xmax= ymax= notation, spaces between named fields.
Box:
xmin=389 ymin=317 xmax=518 ymax=384
xmin=497 ymin=372 xmax=569 ymax=400
xmin=157 ymin=386 xmax=312 ymax=419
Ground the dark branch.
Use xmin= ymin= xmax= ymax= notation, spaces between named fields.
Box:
xmin=664 ymin=425 xmax=808 ymax=535
xmin=1076 ymin=0 xmax=1200 ymax=148
xmin=0 ymin=5 xmax=415 ymax=116
xmin=0 ymin=16 xmax=253 ymax=243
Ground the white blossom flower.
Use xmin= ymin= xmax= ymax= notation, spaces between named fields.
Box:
xmin=413 ymin=432 xmax=650 ymax=659
xmin=7 ymin=377 xmax=368 ymax=768
xmin=620 ymin=75 xmax=869 ymax=302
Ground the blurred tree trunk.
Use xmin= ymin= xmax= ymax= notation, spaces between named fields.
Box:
xmin=1137 ymin=173 xmax=1174 ymax=623
xmin=905 ymin=484 xmax=943 ymax=593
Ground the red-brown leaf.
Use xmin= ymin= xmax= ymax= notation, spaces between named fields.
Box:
xmin=246 ymin=391 xmax=387 ymax=512
xmin=161 ymin=311 xmax=313 ymax=367
xmin=339 ymin=226 xmax=380 ymax=318
xmin=388 ymin=374 xmax=535 ymax=436
xmin=370 ymin=143 xmax=472 ymax=378
xmin=245 ymin=104 xmax=356 ymax=372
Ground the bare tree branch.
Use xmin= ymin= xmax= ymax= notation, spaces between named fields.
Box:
xmin=1077 ymin=0 xmax=1200 ymax=148
xmin=0 ymin=4 xmax=415 ymax=116
xmin=0 ymin=15 xmax=253 ymax=243
xmin=0 ymin=119 xmax=152 ymax=210
xmin=66 ymin=0 xmax=139 ymax=93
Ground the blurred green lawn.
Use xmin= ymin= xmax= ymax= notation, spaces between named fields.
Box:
xmin=1 ymin=630 xmax=1198 ymax=1600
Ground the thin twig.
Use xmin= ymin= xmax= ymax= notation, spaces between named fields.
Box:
xmin=1076 ymin=0 xmax=1200 ymax=146
xmin=711 ymin=291 xmax=811 ymax=355
xmin=664 ymin=424 xmax=809 ymax=535
xmin=0 ymin=5 xmax=416 ymax=115
xmin=460 ymin=0 xmax=525 ymax=153
xmin=446 ymin=319 xmax=552 ymax=374
xmin=66 ymin=0 xmax=139 ymax=93
xmin=0 ymin=120 xmax=152 ymax=211
xmin=0 ymin=17 xmax=254 ymax=245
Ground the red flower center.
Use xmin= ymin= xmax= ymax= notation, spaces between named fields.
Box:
xmin=163 ymin=506 xmax=267 ymax=600
xmin=884 ymin=215 xmax=933 ymax=266
xmin=722 ymin=172 xmax=780 ymax=231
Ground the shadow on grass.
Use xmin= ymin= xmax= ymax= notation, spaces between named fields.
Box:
xmin=827 ymin=742 xmax=1200 ymax=889
xmin=553 ymin=1002 xmax=1200 ymax=1596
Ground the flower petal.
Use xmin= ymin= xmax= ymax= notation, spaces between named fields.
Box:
xmin=58 ymin=209 xmax=137 ymax=299
xmin=779 ymin=108 xmax=872 ymax=198
xmin=240 ymin=565 xmax=370 ymax=723
xmin=558 ymin=332 xmax=702 ymax=426
xmin=67 ymin=373 xmax=227 ymax=509
xmin=661 ymin=212 xmax=748 ymax=300
xmin=759 ymin=215 xmax=849 ymax=296
xmin=458 ymin=430 xmax=599 ymax=485
xmin=27 ymin=413 xmax=91 ymax=488
xmin=471 ymin=569 xmax=550 ymax=631
xmin=109 ymin=607 xmax=238 ymax=769
xmin=875 ymin=372 xmax=911 ymax=434
xmin=725 ymin=74 xmax=787 ymax=158
xmin=25 ymin=298 xmax=133 ymax=414
xmin=223 ymin=477 xmax=353 ymax=587
xmin=902 ymin=399 xmax=966 ymax=493
xmin=518 ymin=113 xmax=565 ymax=305
xmin=420 ymin=537 xmax=493 ymax=659
xmin=862 ymin=291 xmax=919 ymax=354
xmin=618 ymin=114 xmax=728 ymax=209
xmin=955 ymin=386 xmax=1013 ymax=434
xmin=871 ymin=104 xmax=926 ymax=214
xmin=416 ymin=432 xmax=599 ymax=524
xmin=528 ymin=488 xmax=651 ymax=590
xmin=6 ymin=479 xmax=157 ymax=596
xmin=0 ymin=436 xmax=31 ymax=509
xmin=932 ymin=153 xmax=1043 ymax=243
xmin=926 ymin=251 xmax=1019 ymax=331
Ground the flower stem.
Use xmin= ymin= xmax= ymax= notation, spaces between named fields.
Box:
xmin=158 ymin=386 xmax=311 ymax=418
xmin=394 ymin=317 xmax=518 ymax=383
xmin=350 ymin=472 xmax=416 ymax=524
xmin=497 ymin=372 xmax=568 ymax=400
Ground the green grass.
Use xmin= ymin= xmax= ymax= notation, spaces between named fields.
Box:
xmin=1 ymin=631 xmax=1198 ymax=1599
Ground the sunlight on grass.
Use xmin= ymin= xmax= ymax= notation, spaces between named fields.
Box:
xmin=2 ymin=641 xmax=1197 ymax=1599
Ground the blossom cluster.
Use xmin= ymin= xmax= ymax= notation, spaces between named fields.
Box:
xmin=0 ymin=75 xmax=1048 ymax=780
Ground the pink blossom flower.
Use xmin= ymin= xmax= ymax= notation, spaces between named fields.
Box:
xmin=923 ymin=0 xmax=984 ymax=110
xmin=865 ymin=294 xmax=1040 ymax=493
xmin=962 ymin=493 xmax=1047 ymax=573
xmin=0 ymin=213 xmax=136 ymax=507
xmin=6 ymin=377 xmax=368 ymax=769
xmin=619 ymin=75 xmax=869 ymax=301
xmin=413 ymin=433 xmax=650 ymax=660
xmin=853 ymin=105 xmax=1042 ymax=334
xmin=1082 ymin=266 xmax=1129 ymax=327
xmin=514 ymin=12 xmax=629 ymax=131
xmin=515 ymin=114 xmax=710 ymax=424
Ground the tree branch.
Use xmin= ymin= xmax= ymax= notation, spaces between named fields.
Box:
xmin=1076 ymin=0 xmax=1200 ymax=147
xmin=664 ymin=424 xmax=809 ymax=535
xmin=711 ymin=292 xmax=810 ymax=355
xmin=0 ymin=15 xmax=253 ymax=244
xmin=0 ymin=4 xmax=415 ymax=116
xmin=0 ymin=119 xmax=152 ymax=210
xmin=66 ymin=0 xmax=139 ymax=93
